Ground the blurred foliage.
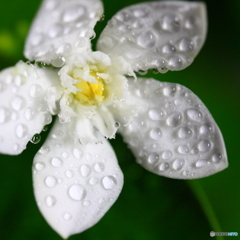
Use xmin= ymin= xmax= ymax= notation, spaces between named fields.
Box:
xmin=0 ymin=0 xmax=239 ymax=240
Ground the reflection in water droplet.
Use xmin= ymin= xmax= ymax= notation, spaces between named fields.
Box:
xmin=102 ymin=176 xmax=117 ymax=190
xmin=68 ymin=184 xmax=86 ymax=201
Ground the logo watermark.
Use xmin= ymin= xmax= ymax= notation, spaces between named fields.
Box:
xmin=210 ymin=231 xmax=238 ymax=237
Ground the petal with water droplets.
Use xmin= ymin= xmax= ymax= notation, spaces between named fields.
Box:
xmin=113 ymin=77 xmax=227 ymax=179
xmin=97 ymin=1 xmax=207 ymax=72
xmin=0 ymin=61 xmax=61 ymax=155
xmin=33 ymin=119 xmax=123 ymax=238
xmin=24 ymin=0 xmax=103 ymax=64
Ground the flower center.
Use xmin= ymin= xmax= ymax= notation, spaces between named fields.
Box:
xmin=72 ymin=68 xmax=105 ymax=106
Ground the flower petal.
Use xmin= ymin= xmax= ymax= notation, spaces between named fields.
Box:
xmin=24 ymin=0 xmax=104 ymax=65
xmin=97 ymin=1 xmax=206 ymax=72
xmin=33 ymin=118 xmax=123 ymax=238
xmin=114 ymin=78 xmax=227 ymax=179
xmin=0 ymin=61 xmax=61 ymax=155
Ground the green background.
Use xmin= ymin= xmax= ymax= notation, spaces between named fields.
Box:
xmin=0 ymin=0 xmax=239 ymax=239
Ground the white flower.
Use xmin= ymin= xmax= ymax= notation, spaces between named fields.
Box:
xmin=0 ymin=0 xmax=228 ymax=239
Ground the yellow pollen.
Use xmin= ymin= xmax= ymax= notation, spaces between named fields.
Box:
xmin=73 ymin=69 xmax=105 ymax=106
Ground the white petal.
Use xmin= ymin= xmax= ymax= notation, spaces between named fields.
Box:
xmin=33 ymin=118 xmax=123 ymax=238
xmin=114 ymin=78 xmax=227 ymax=179
xmin=97 ymin=1 xmax=207 ymax=72
xmin=0 ymin=61 xmax=61 ymax=155
xmin=24 ymin=0 xmax=103 ymax=65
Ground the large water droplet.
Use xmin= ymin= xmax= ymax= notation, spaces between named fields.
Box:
xmin=0 ymin=107 xmax=11 ymax=124
xmin=147 ymin=152 xmax=159 ymax=164
xmin=137 ymin=30 xmax=156 ymax=48
xmin=161 ymin=150 xmax=173 ymax=160
xmin=150 ymin=127 xmax=162 ymax=140
xmin=172 ymin=159 xmax=185 ymax=171
xmin=149 ymin=108 xmax=164 ymax=120
xmin=166 ymin=112 xmax=182 ymax=127
xmin=198 ymin=140 xmax=211 ymax=152
xmin=45 ymin=176 xmax=57 ymax=188
xmin=68 ymin=184 xmax=86 ymax=201
xmin=102 ymin=176 xmax=117 ymax=190
xmin=51 ymin=157 xmax=62 ymax=168
xmin=93 ymin=163 xmax=105 ymax=173
xmin=187 ymin=109 xmax=203 ymax=122
xmin=178 ymin=127 xmax=192 ymax=139
xmin=51 ymin=56 xmax=66 ymax=68
xmin=29 ymin=84 xmax=43 ymax=98
xmin=158 ymin=162 xmax=169 ymax=171
xmin=63 ymin=5 xmax=85 ymax=22
xmin=80 ymin=164 xmax=91 ymax=177
xmin=11 ymin=96 xmax=25 ymax=111
xmin=45 ymin=196 xmax=56 ymax=207
xmin=15 ymin=124 xmax=27 ymax=138
xmin=73 ymin=148 xmax=83 ymax=160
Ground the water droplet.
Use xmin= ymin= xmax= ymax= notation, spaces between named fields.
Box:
xmin=102 ymin=176 xmax=117 ymax=190
xmin=43 ymin=125 xmax=48 ymax=131
xmin=13 ymin=144 xmax=20 ymax=152
xmin=62 ymin=152 xmax=69 ymax=158
xmin=73 ymin=148 xmax=83 ymax=160
xmin=45 ymin=196 xmax=56 ymax=207
xmin=29 ymin=84 xmax=43 ymax=98
xmin=187 ymin=109 xmax=203 ymax=122
xmin=51 ymin=56 xmax=66 ymax=68
xmin=172 ymin=159 xmax=185 ymax=171
xmin=198 ymin=140 xmax=211 ymax=152
xmin=68 ymin=184 xmax=86 ymax=201
xmin=65 ymin=170 xmax=74 ymax=178
xmin=11 ymin=96 xmax=25 ymax=111
xmin=63 ymin=5 xmax=85 ymax=22
xmin=183 ymin=170 xmax=189 ymax=176
xmin=149 ymin=108 xmax=164 ymax=120
xmin=178 ymin=127 xmax=192 ymax=139
xmin=133 ymin=7 xmax=149 ymax=17
xmin=168 ymin=56 xmax=183 ymax=70
xmin=98 ymin=198 xmax=105 ymax=204
xmin=137 ymin=30 xmax=156 ymax=48
xmin=147 ymin=152 xmax=159 ymax=164
xmin=0 ymin=107 xmax=11 ymax=124
xmin=179 ymin=38 xmax=194 ymax=52
xmin=63 ymin=213 xmax=72 ymax=221
xmin=166 ymin=112 xmax=182 ymax=127
xmin=39 ymin=145 xmax=50 ymax=154
xmin=149 ymin=127 xmax=162 ymax=140
xmin=178 ymin=145 xmax=189 ymax=154
xmin=199 ymin=124 xmax=213 ymax=135
xmin=195 ymin=160 xmax=207 ymax=168
xmin=158 ymin=162 xmax=169 ymax=171
xmin=51 ymin=157 xmax=62 ymax=168
xmin=15 ymin=124 xmax=27 ymax=138
xmin=80 ymin=164 xmax=91 ymax=177
xmin=162 ymin=14 xmax=180 ymax=32
xmin=48 ymin=24 xmax=62 ymax=38
xmin=93 ymin=163 xmax=105 ymax=173
xmin=83 ymin=200 xmax=91 ymax=206
xmin=212 ymin=153 xmax=222 ymax=163
xmin=25 ymin=108 xmax=37 ymax=120
xmin=52 ymin=130 xmax=63 ymax=139
xmin=161 ymin=150 xmax=173 ymax=160
xmin=89 ymin=177 xmax=98 ymax=185
xmin=163 ymin=84 xmax=176 ymax=96
xmin=115 ymin=122 xmax=120 ymax=128
xmin=45 ymin=176 xmax=57 ymax=188
xmin=41 ymin=112 xmax=52 ymax=125
xmin=30 ymin=134 xmax=41 ymax=144
xmin=162 ymin=44 xmax=176 ymax=56
xmin=34 ymin=162 xmax=45 ymax=171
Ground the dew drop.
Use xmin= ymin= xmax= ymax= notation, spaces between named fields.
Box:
xmin=178 ymin=127 xmax=192 ymax=139
xmin=34 ymin=162 xmax=45 ymax=171
xmin=212 ymin=153 xmax=222 ymax=163
xmin=93 ymin=163 xmax=105 ymax=173
xmin=83 ymin=200 xmax=91 ymax=206
xmin=166 ymin=112 xmax=182 ymax=127
xmin=25 ymin=108 xmax=37 ymax=120
xmin=68 ymin=184 xmax=87 ymax=201
xmin=89 ymin=177 xmax=98 ymax=185
xmin=149 ymin=108 xmax=164 ymax=120
xmin=52 ymin=130 xmax=63 ymax=139
xmin=199 ymin=124 xmax=213 ymax=135
xmin=65 ymin=170 xmax=74 ymax=178
xmin=45 ymin=176 xmax=57 ymax=188
xmin=187 ymin=109 xmax=203 ymax=122
xmin=195 ymin=160 xmax=207 ymax=168
xmin=168 ymin=56 xmax=183 ymax=70
xmin=62 ymin=152 xmax=69 ymax=159
xmin=158 ymin=162 xmax=169 ymax=171
xmin=161 ymin=150 xmax=173 ymax=160
xmin=172 ymin=159 xmax=185 ymax=171
xmin=51 ymin=157 xmax=62 ymax=168
xmin=177 ymin=145 xmax=189 ymax=154
xmin=183 ymin=170 xmax=189 ymax=176
xmin=73 ymin=148 xmax=83 ymax=160
xmin=149 ymin=127 xmax=162 ymax=140
xmin=16 ymin=124 xmax=27 ymax=138
xmin=51 ymin=56 xmax=66 ymax=68
xmin=0 ymin=107 xmax=11 ymax=124
xmin=30 ymin=134 xmax=41 ymax=144
xmin=41 ymin=112 xmax=52 ymax=125
xmin=45 ymin=196 xmax=56 ymax=207
xmin=102 ymin=176 xmax=117 ymax=190
xmin=147 ymin=152 xmax=159 ymax=164
xmin=161 ymin=14 xmax=180 ymax=32
xmin=198 ymin=140 xmax=211 ymax=152
xmin=29 ymin=84 xmax=43 ymax=98
xmin=163 ymin=84 xmax=176 ymax=96
xmin=98 ymin=198 xmax=105 ymax=204
xmin=162 ymin=44 xmax=176 ymax=56
xmin=11 ymin=96 xmax=25 ymax=111
xmin=13 ymin=144 xmax=20 ymax=152
xmin=63 ymin=213 xmax=72 ymax=221
xmin=39 ymin=145 xmax=50 ymax=154
xmin=80 ymin=164 xmax=91 ymax=177
xmin=137 ymin=30 xmax=156 ymax=48
xmin=63 ymin=5 xmax=85 ymax=22
xmin=179 ymin=38 xmax=194 ymax=52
